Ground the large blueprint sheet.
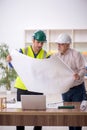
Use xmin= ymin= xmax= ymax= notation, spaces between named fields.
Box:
xmin=11 ymin=50 xmax=74 ymax=94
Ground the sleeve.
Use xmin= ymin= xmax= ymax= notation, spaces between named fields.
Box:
xmin=75 ymin=52 xmax=86 ymax=78
xmin=8 ymin=62 xmax=13 ymax=68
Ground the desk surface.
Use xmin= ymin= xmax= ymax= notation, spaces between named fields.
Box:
xmin=0 ymin=102 xmax=87 ymax=126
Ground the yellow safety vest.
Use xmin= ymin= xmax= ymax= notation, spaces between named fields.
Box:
xmin=15 ymin=46 xmax=49 ymax=90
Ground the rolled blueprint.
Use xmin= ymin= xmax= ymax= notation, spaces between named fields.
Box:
xmin=80 ymin=100 xmax=87 ymax=110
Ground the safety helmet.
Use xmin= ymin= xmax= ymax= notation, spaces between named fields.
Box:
xmin=55 ymin=33 xmax=72 ymax=44
xmin=32 ymin=30 xmax=47 ymax=42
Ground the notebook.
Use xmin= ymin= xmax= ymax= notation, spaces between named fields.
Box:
xmin=21 ymin=95 xmax=46 ymax=110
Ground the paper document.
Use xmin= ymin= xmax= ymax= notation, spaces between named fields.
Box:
xmin=7 ymin=102 xmax=21 ymax=108
xmin=80 ymin=100 xmax=87 ymax=111
xmin=47 ymin=101 xmax=63 ymax=108
xmin=11 ymin=50 xmax=74 ymax=94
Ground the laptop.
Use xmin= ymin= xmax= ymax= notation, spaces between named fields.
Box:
xmin=21 ymin=95 xmax=46 ymax=110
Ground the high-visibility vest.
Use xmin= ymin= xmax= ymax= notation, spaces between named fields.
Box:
xmin=15 ymin=46 xmax=49 ymax=90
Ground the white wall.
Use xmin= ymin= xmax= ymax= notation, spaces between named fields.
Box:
xmin=0 ymin=0 xmax=87 ymax=49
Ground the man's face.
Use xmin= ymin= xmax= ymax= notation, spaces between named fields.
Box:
xmin=57 ymin=43 xmax=70 ymax=54
xmin=33 ymin=39 xmax=44 ymax=52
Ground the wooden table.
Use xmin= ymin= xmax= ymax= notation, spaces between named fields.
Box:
xmin=0 ymin=102 xmax=87 ymax=126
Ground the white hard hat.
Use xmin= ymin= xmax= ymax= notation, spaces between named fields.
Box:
xmin=55 ymin=33 xmax=72 ymax=44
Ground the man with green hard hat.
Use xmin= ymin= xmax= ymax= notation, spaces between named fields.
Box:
xmin=7 ymin=30 xmax=50 ymax=130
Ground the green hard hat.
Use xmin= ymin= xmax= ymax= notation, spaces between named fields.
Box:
xmin=32 ymin=30 xmax=47 ymax=42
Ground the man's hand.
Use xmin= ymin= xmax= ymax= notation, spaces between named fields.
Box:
xmin=6 ymin=55 xmax=12 ymax=62
xmin=74 ymin=73 xmax=80 ymax=80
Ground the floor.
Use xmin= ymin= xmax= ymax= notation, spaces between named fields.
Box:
xmin=0 ymin=92 xmax=87 ymax=130
xmin=0 ymin=125 xmax=87 ymax=130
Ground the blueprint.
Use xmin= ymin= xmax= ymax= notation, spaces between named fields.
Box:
xmin=11 ymin=50 xmax=74 ymax=94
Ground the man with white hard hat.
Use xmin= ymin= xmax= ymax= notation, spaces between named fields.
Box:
xmin=55 ymin=33 xmax=86 ymax=130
